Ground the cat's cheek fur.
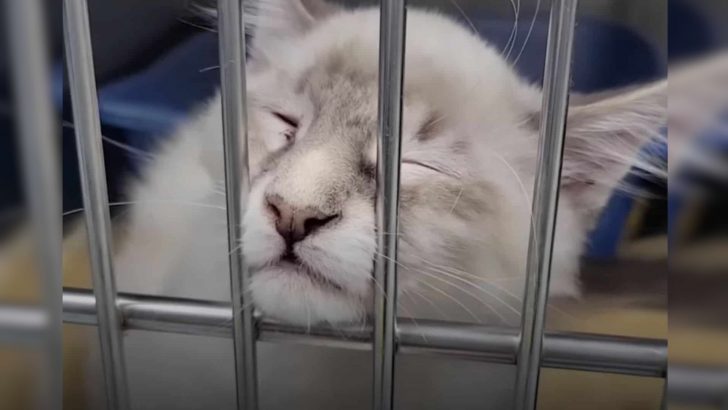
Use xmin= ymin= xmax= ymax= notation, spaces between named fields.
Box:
xmin=295 ymin=196 xmax=375 ymax=297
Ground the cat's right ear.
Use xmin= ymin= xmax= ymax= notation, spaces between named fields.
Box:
xmin=246 ymin=0 xmax=340 ymax=65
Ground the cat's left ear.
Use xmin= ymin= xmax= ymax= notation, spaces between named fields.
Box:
xmin=246 ymin=0 xmax=340 ymax=64
xmin=557 ymin=80 xmax=667 ymax=219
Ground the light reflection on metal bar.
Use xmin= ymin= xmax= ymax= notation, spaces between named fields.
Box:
xmin=514 ymin=0 xmax=578 ymax=409
xmin=61 ymin=288 xmax=667 ymax=378
xmin=6 ymin=0 xmax=62 ymax=407
xmin=63 ymin=0 xmax=130 ymax=408
xmin=217 ymin=0 xmax=258 ymax=409
xmin=374 ymin=1 xmax=407 ymax=409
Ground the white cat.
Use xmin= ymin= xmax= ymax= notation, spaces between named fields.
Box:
xmin=102 ymin=1 xmax=666 ymax=408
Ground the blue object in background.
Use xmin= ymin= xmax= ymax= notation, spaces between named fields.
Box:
xmin=472 ymin=14 xmax=665 ymax=92
xmin=98 ymin=33 xmax=220 ymax=138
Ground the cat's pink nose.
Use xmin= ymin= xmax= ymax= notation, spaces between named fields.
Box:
xmin=265 ymin=194 xmax=340 ymax=246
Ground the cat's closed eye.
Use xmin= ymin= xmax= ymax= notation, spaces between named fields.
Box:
xmin=271 ymin=111 xmax=299 ymax=142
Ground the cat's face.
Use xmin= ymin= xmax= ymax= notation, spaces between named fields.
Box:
xmin=238 ymin=0 xmax=665 ymax=325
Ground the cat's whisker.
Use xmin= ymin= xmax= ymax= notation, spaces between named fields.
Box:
xmin=418 ymin=263 xmax=520 ymax=318
xmin=488 ymin=149 xmax=539 ymax=248
xmin=415 ymin=268 xmax=510 ymax=324
xmin=396 ymin=295 xmax=428 ymax=344
xmin=419 ymin=259 xmax=524 ymax=299
xmin=434 ymin=267 xmax=583 ymax=322
xmin=199 ymin=65 xmax=220 ymax=73
xmin=102 ymin=136 xmax=156 ymax=160
xmin=176 ymin=17 xmax=217 ymax=33
xmin=446 ymin=270 xmax=523 ymax=303
xmin=513 ymin=0 xmax=540 ymax=66
xmin=305 ymin=293 xmax=312 ymax=334
xmin=322 ymin=316 xmax=354 ymax=341
xmin=414 ymin=278 xmax=486 ymax=324
xmin=396 ymin=251 xmax=521 ymax=315
xmin=448 ymin=0 xmax=478 ymax=36
xmin=372 ymin=251 xmax=493 ymax=323
xmin=62 ymin=200 xmax=226 ymax=217
xmin=502 ymin=0 xmax=520 ymax=61
xmin=447 ymin=186 xmax=465 ymax=216
xmin=59 ymin=116 xmax=156 ymax=160
xmin=371 ymin=277 xmax=389 ymax=303
xmin=379 ymin=231 xmax=404 ymax=237
xmin=373 ymin=250 xmax=516 ymax=321
xmin=399 ymin=288 xmax=421 ymax=310
xmin=404 ymin=286 xmax=452 ymax=322
xmin=422 ymin=263 xmax=580 ymax=321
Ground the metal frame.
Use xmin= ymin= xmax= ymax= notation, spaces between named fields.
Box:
xmin=61 ymin=288 xmax=668 ymax=377
xmin=6 ymin=0 xmax=62 ymax=408
xmin=514 ymin=1 xmax=578 ymax=409
xmin=217 ymin=0 xmax=258 ymax=408
xmin=64 ymin=0 xmax=130 ymax=409
xmin=373 ymin=1 xmax=407 ymax=409
xmin=2 ymin=0 xmax=692 ymax=409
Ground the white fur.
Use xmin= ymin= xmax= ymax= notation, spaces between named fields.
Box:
xmin=105 ymin=1 xmax=666 ymax=408
xmin=115 ymin=0 xmax=667 ymax=328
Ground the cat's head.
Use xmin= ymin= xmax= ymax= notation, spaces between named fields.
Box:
xmin=237 ymin=0 xmax=666 ymax=325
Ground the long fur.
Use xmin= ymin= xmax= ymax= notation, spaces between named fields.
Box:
xmin=96 ymin=1 xmax=668 ymax=408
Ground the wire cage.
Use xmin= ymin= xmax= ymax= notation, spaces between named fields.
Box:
xmin=3 ymin=0 xmax=675 ymax=410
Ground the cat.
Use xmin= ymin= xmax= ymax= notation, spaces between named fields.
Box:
xmin=96 ymin=1 xmax=666 ymax=408
xmin=115 ymin=0 xmax=665 ymax=323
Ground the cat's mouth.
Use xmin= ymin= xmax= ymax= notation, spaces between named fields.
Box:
xmin=248 ymin=250 xmax=367 ymax=325
xmin=270 ymin=252 xmax=347 ymax=293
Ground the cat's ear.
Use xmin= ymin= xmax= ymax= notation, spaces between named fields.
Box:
xmin=247 ymin=0 xmax=340 ymax=64
xmin=558 ymin=80 xmax=667 ymax=219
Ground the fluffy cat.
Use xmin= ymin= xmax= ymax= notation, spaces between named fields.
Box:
xmin=102 ymin=1 xmax=665 ymax=408
xmin=116 ymin=0 xmax=664 ymax=323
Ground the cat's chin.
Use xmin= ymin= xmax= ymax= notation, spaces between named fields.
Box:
xmin=250 ymin=265 xmax=366 ymax=325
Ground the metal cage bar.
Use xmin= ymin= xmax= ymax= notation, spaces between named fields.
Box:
xmin=63 ymin=0 xmax=130 ymax=408
xmin=216 ymin=1 xmax=258 ymax=409
xmin=60 ymin=288 xmax=667 ymax=378
xmin=373 ymin=1 xmax=407 ymax=409
xmin=6 ymin=0 xmax=63 ymax=407
xmin=514 ymin=0 xmax=578 ymax=409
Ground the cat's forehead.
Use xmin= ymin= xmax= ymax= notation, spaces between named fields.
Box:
xmin=297 ymin=51 xmax=378 ymax=114
xmin=287 ymin=8 xmax=528 ymax=127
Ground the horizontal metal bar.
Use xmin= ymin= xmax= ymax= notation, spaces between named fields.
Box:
xmin=0 ymin=305 xmax=47 ymax=345
xmin=669 ymin=365 xmax=728 ymax=407
xmin=61 ymin=288 xmax=666 ymax=378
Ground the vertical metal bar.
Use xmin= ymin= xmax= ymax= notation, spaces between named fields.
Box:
xmin=63 ymin=0 xmax=130 ymax=409
xmin=373 ymin=1 xmax=407 ymax=410
xmin=513 ymin=1 xmax=578 ymax=409
xmin=217 ymin=1 xmax=258 ymax=409
xmin=6 ymin=1 xmax=62 ymax=408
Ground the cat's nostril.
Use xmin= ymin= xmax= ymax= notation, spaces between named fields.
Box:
xmin=265 ymin=194 xmax=340 ymax=245
xmin=266 ymin=199 xmax=281 ymax=219
xmin=303 ymin=213 xmax=340 ymax=237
